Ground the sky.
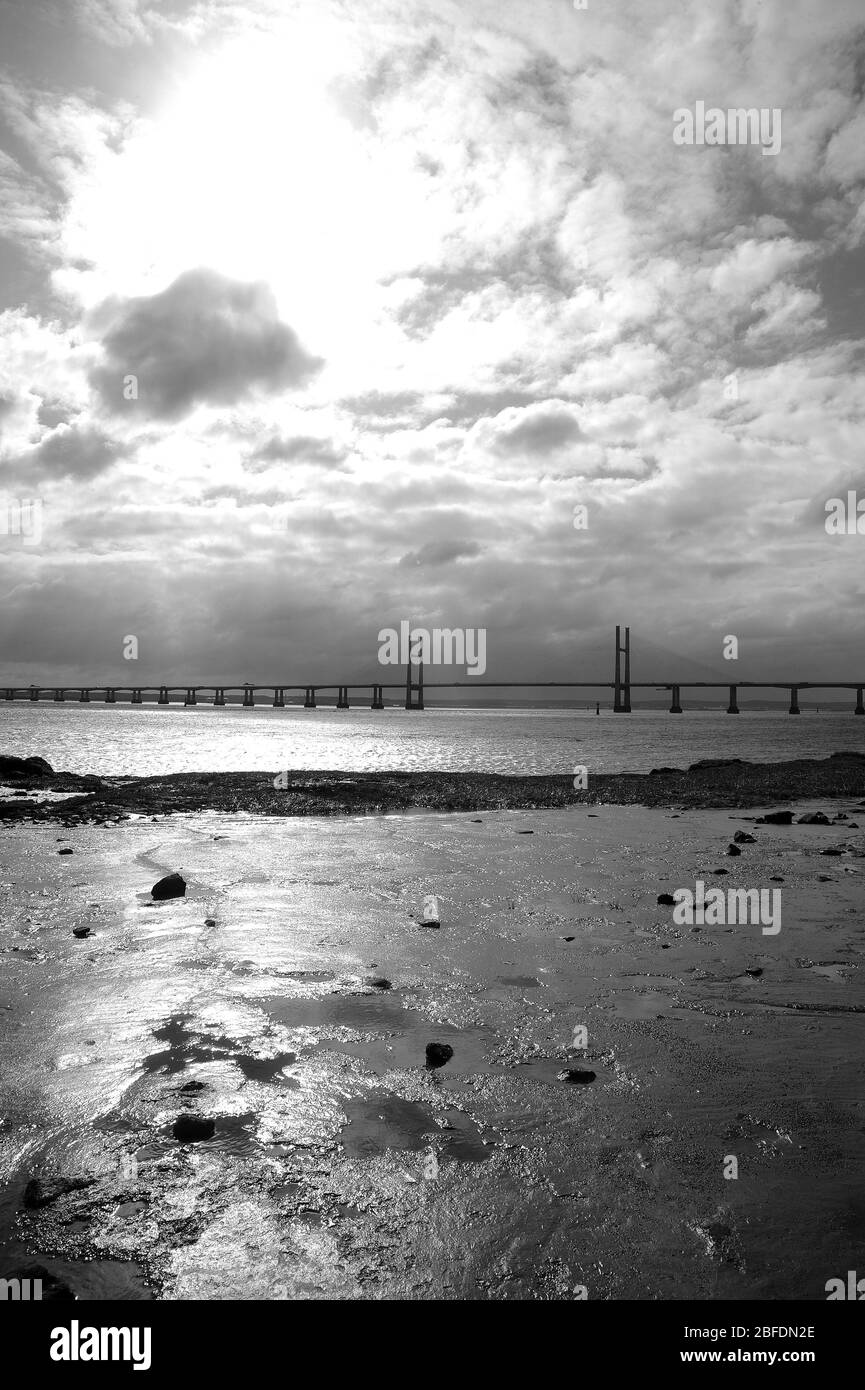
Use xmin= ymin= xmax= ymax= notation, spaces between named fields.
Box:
xmin=0 ymin=0 xmax=863 ymax=692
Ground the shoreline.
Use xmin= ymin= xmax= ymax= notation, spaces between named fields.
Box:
xmin=1 ymin=751 xmax=864 ymax=821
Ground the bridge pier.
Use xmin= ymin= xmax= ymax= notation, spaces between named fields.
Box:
xmin=242 ymin=687 xmax=255 ymax=707
xmin=336 ymin=686 xmax=350 ymax=709
xmin=158 ymin=687 xmax=169 ymax=705
xmin=184 ymin=688 xmax=197 ymax=706
xmin=105 ymin=688 xmax=116 ymax=703
xmin=5 ymin=689 xmax=14 ymax=700
xmin=131 ymin=689 xmax=142 ymax=704
xmin=79 ymin=689 xmax=90 ymax=702
xmin=273 ymin=687 xmax=284 ymax=708
xmin=669 ymin=685 xmax=683 ymax=714
xmin=371 ymin=685 xmax=384 ymax=709
xmin=213 ymin=688 xmax=225 ymax=706
xmin=789 ymin=686 xmax=800 ymax=714
xmin=29 ymin=688 xmax=40 ymax=701
xmin=855 ymin=687 xmax=864 ymax=715
xmin=53 ymin=689 xmax=65 ymax=702
xmin=726 ymin=685 xmax=739 ymax=714
xmin=304 ymin=687 xmax=316 ymax=708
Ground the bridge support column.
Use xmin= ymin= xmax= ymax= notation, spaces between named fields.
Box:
xmin=242 ymin=687 xmax=254 ymax=707
xmin=855 ymin=687 xmax=864 ymax=715
xmin=273 ymin=687 xmax=284 ymax=708
xmin=29 ymin=687 xmax=40 ymax=701
xmin=304 ymin=687 xmax=316 ymax=708
xmin=727 ymin=685 xmax=739 ymax=714
xmin=80 ymin=689 xmax=90 ymax=702
xmin=184 ymin=688 xmax=197 ymax=706
xmin=669 ymin=685 xmax=682 ymax=714
xmin=5 ymin=689 xmax=14 ymax=700
xmin=131 ymin=689 xmax=142 ymax=704
xmin=214 ymin=688 xmax=225 ymax=705
xmin=371 ymin=685 xmax=384 ymax=709
xmin=105 ymin=688 xmax=116 ymax=703
xmin=158 ymin=687 xmax=169 ymax=705
xmin=336 ymin=686 xmax=349 ymax=709
xmin=53 ymin=689 xmax=65 ymax=702
xmin=789 ymin=686 xmax=800 ymax=714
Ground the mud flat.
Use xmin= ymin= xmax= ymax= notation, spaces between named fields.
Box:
xmin=1 ymin=796 xmax=863 ymax=1300
xmin=1 ymin=751 xmax=864 ymax=822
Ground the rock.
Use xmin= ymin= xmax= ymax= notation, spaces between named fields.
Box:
xmin=821 ymin=848 xmax=844 ymax=856
xmin=172 ymin=1116 xmax=215 ymax=1142
xmin=770 ymin=875 xmax=784 ymax=882
xmin=798 ymin=812 xmax=830 ymax=825
xmin=516 ymin=829 xmax=534 ymax=835
xmin=817 ymin=874 xmax=833 ymax=882
xmin=562 ymin=935 xmax=575 ymax=942
xmin=558 ymin=1068 xmax=596 ymax=1084
xmin=0 ymin=755 xmax=53 ymax=779
xmin=745 ymin=967 xmax=763 ymax=978
xmin=726 ymin=844 xmax=741 ymax=856
xmin=650 ymin=767 xmax=679 ymax=775
xmin=151 ymin=872 xmax=186 ymax=900
xmin=758 ymin=811 xmax=794 ymax=825
xmin=22 ymin=1175 xmax=94 ymax=1209
xmin=179 ymin=1080 xmax=206 ymax=1093
xmin=734 ymin=831 xmax=756 ymax=843
xmin=712 ymin=868 xmax=729 ymax=874
xmin=657 ymin=893 xmax=676 ymax=906
xmin=364 ymin=976 xmax=392 ymax=989
xmin=204 ymin=918 xmax=216 ymax=926
xmin=58 ymin=847 xmax=74 ymax=855
xmin=425 ymin=1043 xmax=454 ymax=1069
xmin=689 ymin=758 xmax=748 ymax=770
xmin=72 ymin=927 xmax=92 ymax=939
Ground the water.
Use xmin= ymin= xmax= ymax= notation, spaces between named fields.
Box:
xmin=1 ymin=702 xmax=862 ymax=776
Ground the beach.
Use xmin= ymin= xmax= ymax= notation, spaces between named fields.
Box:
xmin=1 ymin=767 xmax=863 ymax=1300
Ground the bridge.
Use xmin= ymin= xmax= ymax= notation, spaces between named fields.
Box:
xmin=3 ymin=628 xmax=864 ymax=713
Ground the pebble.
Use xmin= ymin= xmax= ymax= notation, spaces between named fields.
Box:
xmin=425 ymin=1043 xmax=454 ymax=1069
xmin=151 ymin=872 xmax=186 ymax=900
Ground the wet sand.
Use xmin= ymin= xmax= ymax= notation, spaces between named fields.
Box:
xmin=1 ymin=797 xmax=863 ymax=1300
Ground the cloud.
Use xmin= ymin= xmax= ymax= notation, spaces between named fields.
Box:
xmin=398 ymin=538 xmax=482 ymax=567
xmin=247 ymin=434 xmax=348 ymax=470
xmin=88 ymin=269 xmax=324 ymax=420
xmin=5 ymin=423 xmax=123 ymax=482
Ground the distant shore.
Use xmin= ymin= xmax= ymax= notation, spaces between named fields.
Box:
xmin=1 ymin=751 xmax=864 ymax=821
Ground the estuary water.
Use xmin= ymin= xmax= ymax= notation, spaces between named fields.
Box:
xmin=0 ymin=702 xmax=861 ymax=777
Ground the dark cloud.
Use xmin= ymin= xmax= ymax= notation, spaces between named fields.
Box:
xmin=89 ymin=268 xmax=323 ymax=421
xmin=489 ymin=405 xmax=584 ymax=455
xmin=247 ymin=434 xmax=347 ymax=470
xmin=398 ymin=539 xmax=483 ymax=567
xmin=5 ymin=423 xmax=122 ymax=481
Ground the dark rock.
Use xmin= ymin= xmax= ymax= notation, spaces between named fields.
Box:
xmin=727 ymin=844 xmax=741 ymax=856
xmin=834 ymin=812 xmax=848 ymax=820
xmin=363 ymin=976 xmax=392 ymax=989
xmin=204 ymin=918 xmax=216 ymax=927
xmin=657 ymin=893 xmax=676 ymax=906
xmin=821 ymin=848 xmax=844 ymax=856
xmin=72 ymin=927 xmax=92 ymax=939
xmin=798 ymin=812 xmax=830 ymax=825
xmin=650 ymin=767 xmax=679 ymax=775
xmin=516 ymin=829 xmax=534 ymax=835
xmin=558 ymin=1068 xmax=596 ymax=1084
xmin=734 ymin=831 xmax=756 ymax=843
xmin=689 ymin=758 xmax=748 ymax=770
xmin=22 ymin=1175 xmax=94 ymax=1209
xmin=770 ymin=875 xmax=784 ymax=881
xmin=745 ymin=968 xmax=763 ymax=978
xmin=425 ymin=1043 xmax=454 ymax=1069
xmin=660 ymin=944 xmax=670 ymax=949
xmin=712 ymin=868 xmax=729 ymax=875
xmin=151 ymin=872 xmax=186 ymax=900
xmin=58 ymin=847 xmax=74 ymax=855
xmin=758 ymin=811 xmax=794 ymax=825
xmin=817 ymin=874 xmax=833 ymax=882
xmin=179 ymin=1081 xmax=206 ymax=1093
xmin=0 ymin=755 xmax=53 ymax=779
xmin=172 ymin=1115 xmax=215 ymax=1142
xmin=562 ymin=936 xmax=575 ymax=941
